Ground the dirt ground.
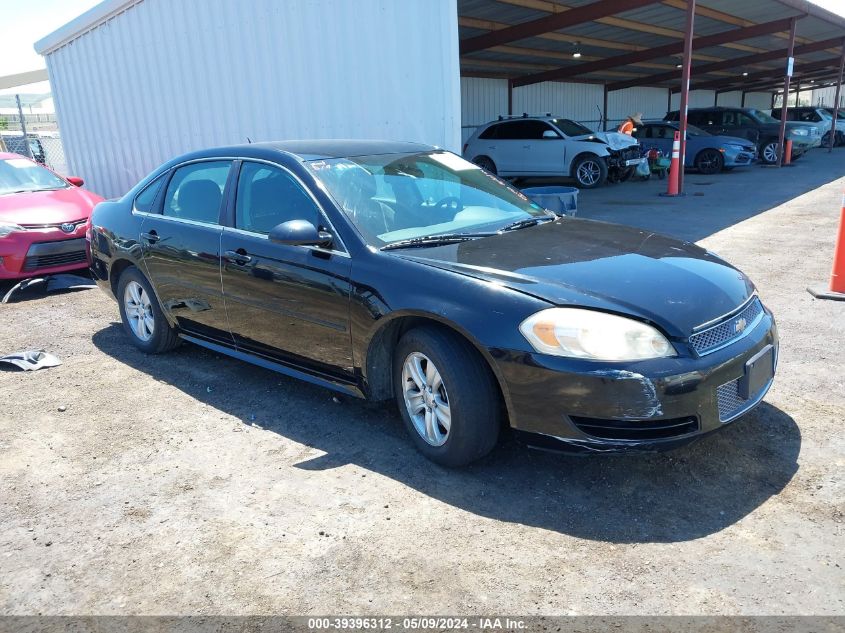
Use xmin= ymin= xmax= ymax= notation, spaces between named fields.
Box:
xmin=1 ymin=158 xmax=843 ymax=616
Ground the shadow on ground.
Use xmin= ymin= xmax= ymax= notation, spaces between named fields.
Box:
xmin=520 ymin=147 xmax=845 ymax=242
xmin=92 ymin=323 xmax=800 ymax=544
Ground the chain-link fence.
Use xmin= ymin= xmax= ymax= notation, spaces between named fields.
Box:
xmin=0 ymin=107 xmax=69 ymax=177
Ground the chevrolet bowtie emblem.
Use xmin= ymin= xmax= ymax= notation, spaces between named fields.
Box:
xmin=735 ymin=317 xmax=747 ymax=334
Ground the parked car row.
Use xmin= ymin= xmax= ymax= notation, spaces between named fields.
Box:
xmin=463 ymin=106 xmax=830 ymax=188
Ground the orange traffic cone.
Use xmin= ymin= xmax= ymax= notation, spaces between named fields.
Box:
xmin=783 ymin=139 xmax=793 ymax=166
xmin=807 ymin=189 xmax=845 ymax=301
xmin=660 ymin=131 xmax=683 ymax=197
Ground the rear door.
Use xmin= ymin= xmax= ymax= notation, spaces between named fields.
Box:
xmin=220 ymin=160 xmax=354 ymax=376
xmin=489 ymin=121 xmax=534 ymax=174
xmin=139 ymin=159 xmax=234 ymax=343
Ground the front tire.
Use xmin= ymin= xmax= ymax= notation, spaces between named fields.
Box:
xmin=760 ymin=140 xmax=779 ymax=165
xmin=572 ymin=155 xmax=607 ymax=188
xmin=695 ymin=148 xmax=724 ymax=174
xmin=393 ymin=327 xmax=501 ymax=467
xmin=117 ymin=266 xmax=180 ymax=354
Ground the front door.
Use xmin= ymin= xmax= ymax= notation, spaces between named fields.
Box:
xmin=139 ymin=159 xmax=234 ymax=343
xmin=220 ymin=161 xmax=354 ymax=377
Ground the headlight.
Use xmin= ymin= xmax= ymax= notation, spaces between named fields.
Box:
xmin=519 ymin=308 xmax=676 ymax=361
xmin=724 ymin=144 xmax=745 ymax=152
xmin=0 ymin=223 xmax=24 ymax=238
xmin=791 ymin=128 xmax=808 ymax=136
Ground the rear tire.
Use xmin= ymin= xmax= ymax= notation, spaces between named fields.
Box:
xmin=117 ymin=266 xmax=180 ymax=354
xmin=694 ymin=148 xmax=724 ymax=175
xmin=472 ymin=156 xmax=497 ymax=175
xmin=572 ymin=155 xmax=607 ymax=188
xmin=393 ymin=326 xmax=501 ymax=467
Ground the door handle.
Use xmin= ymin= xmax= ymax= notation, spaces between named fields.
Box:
xmin=224 ymin=249 xmax=252 ymax=264
xmin=141 ymin=231 xmax=159 ymax=243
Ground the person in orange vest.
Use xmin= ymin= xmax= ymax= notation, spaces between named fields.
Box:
xmin=618 ymin=112 xmax=643 ymax=135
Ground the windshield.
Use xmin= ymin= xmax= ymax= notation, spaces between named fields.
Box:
xmin=551 ymin=118 xmax=593 ymax=136
xmin=310 ymin=151 xmax=548 ymax=246
xmin=686 ymin=124 xmax=709 ymax=136
xmin=0 ymin=158 xmax=68 ymax=195
xmin=823 ymin=108 xmax=845 ymax=120
xmin=748 ymin=109 xmax=778 ymax=124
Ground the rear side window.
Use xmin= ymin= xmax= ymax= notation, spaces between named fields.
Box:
xmin=495 ymin=120 xmax=555 ymax=140
xmin=478 ymin=125 xmax=499 ymax=140
xmin=235 ymin=162 xmax=320 ymax=234
xmin=133 ymin=174 xmax=166 ymax=213
xmin=162 ymin=161 xmax=232 ymax=224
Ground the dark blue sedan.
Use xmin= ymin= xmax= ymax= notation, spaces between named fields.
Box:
xmin=634 ymin=121 xmax=757 ymax=174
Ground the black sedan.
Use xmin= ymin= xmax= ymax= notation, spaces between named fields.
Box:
xmin=88 ymin=140 xmax=778 ymax=466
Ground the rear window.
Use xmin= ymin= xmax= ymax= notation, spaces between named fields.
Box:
xmin=133 ymin=174 xmax=166 ymax=213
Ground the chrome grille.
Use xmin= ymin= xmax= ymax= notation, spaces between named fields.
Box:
xmin=689 ymin=298 xmax=763 ymax=356
xmin=19 ymin=218 xmax=87 ymax=230
xmin=716 ymin=379 xmax=748 ymax=422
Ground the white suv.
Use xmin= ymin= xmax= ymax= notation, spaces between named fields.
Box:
xmin=462 ymin=115 xmax=642 ymax=188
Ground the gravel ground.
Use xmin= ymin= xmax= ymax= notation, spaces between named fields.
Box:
xmin=0 ymin=162 xmax=843 ymax=616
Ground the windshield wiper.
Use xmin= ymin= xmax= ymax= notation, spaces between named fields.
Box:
xmin=380 ymin=233 xmax=493 ymax=251
xmin=498 ymin=216 xmax=556 ymax=232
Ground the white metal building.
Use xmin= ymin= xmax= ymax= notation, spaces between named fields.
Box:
xmin=35 ymin=0 xmax=462 ymax=198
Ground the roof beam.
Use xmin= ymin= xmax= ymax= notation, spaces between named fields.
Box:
xmin=679 ymin=57 xmax=841 ymax=92
xmin=459 ymin=0 xmax=662 ymax=55
xmin=493 ymin=0 xmax=768 ymax=54
xmin=513 ymin=17 xmax=797 ymax=87
xmin=607 ymin=36 xmax=845 ymax=91
xmin=459 ymin=15 xmax=729 ymax=63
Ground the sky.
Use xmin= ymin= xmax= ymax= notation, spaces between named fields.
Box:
xmin=1 ymin=0 xmax=844 ymax=84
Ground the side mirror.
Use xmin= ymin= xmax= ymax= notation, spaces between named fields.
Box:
xmin=542 ymin=130 xmax=560 ymax=139
xmin=268 ymin=219 xmax=333 ymax=248
xmin=67 ymin=176 xmax=84 ymax=187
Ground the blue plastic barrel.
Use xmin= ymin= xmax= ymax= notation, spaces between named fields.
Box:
xmin=520 ymin=186 xmax=579 ymax=217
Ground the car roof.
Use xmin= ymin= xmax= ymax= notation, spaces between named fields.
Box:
xmin=249 ymin=139 xmax=434 ymax=160
xmin=0 ymin=152 xmax=28 ymax=160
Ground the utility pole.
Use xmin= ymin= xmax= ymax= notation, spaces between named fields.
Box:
xmin=15 ymin=94 xmax=32 ymax=159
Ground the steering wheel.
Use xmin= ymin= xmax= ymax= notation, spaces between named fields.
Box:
xmin=434 ymin=196 xmax=463 ymax=218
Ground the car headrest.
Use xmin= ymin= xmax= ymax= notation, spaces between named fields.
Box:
xmin=179 ymin=179 xmax=222 ymax=221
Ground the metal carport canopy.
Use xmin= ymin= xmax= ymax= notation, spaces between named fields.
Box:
xmin=458 ymin=0 xmax=845 ymax=91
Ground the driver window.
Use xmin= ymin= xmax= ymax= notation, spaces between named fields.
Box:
xmin=235 ymin=162 xmax=320 ymax=234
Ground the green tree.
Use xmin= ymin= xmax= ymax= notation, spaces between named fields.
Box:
xmin=0 ymin=116 xmax=7 ymax=130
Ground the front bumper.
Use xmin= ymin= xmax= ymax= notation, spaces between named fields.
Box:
xmin=723 ymin=146 xmax=756 ymax=167
xmin=0 ymin=224 xmax=89 ymax=280
xmin=492 ymin=310 xmax=778 ymax=453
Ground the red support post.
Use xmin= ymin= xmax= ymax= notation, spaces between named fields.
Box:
xmin=677 ymin=0 xmax=695 ymax=195
xmin=828 ymin=40 xmax=844 ymax=153
xmin=777 ymin=18 xmax=798 ymax=168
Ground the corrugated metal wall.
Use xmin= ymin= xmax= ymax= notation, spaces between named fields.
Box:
xmin=512 ymin=82 xmax=605 ymax=126
xmin=44 ymin=0 xmax=461 ymax=198
xmin=607 ymin=87 xmax=669 ymax=124
xmin=744 ymin=92 xmax=775 ymax=110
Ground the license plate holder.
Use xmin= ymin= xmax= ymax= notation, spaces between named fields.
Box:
xmin=625 ymin=158 xmax=644 ymax=166
xmin=738 ymin=344 xmax=774 ymax=400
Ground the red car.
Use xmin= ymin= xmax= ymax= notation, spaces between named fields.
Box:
xmin=0 ymin=152 xmax=103 ymax=280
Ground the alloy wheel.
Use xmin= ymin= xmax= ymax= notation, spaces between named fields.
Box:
xmin=577 ymin=160 xmax=601 ymax=186
xmin=123 ymin=280 xmax=155 ymax=342
xmin=401 ymin=352 xmax=451 ymax=447
xmin=762 ymin=142 xmax=779 ymax=164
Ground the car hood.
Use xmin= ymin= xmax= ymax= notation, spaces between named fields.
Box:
xmin=571 ymin=131 xmax=639 ymax=151
xmin=395 ymin=219 xmax=754 ymax=337
xmin=0 ymin=187 xmax=103 ymax=224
